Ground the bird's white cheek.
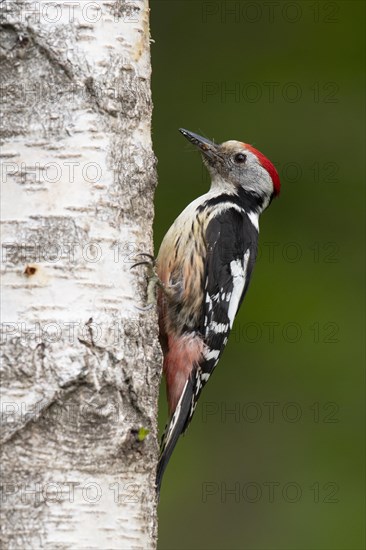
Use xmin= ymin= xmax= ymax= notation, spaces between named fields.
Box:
xmin=241 ymin=166 xmax=273 ymax=197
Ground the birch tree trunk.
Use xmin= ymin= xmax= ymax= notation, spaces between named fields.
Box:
xmin=0 ymin=1 xmax=160 ymax=548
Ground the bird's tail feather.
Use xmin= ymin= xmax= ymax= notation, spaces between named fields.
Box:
xmin=156 ymin=376 xmax=194 ymax=494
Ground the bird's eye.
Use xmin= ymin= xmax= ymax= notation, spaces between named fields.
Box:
xmin=234 ymin=153 xmax=247 ymax=164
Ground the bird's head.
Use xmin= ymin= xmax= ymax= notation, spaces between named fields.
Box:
xmin=180 ymin=128 xmax=280 ymax=206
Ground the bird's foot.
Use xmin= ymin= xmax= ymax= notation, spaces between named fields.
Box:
xmin=131 ymin=253 xmax=163 ymax=311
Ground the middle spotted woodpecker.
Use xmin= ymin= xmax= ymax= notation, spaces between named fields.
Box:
xmin=155 ymin=129 xmax=280 ymax=491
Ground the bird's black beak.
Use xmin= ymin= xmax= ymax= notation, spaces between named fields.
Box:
xmin=179 ymin=129 xmax=221 ymax=163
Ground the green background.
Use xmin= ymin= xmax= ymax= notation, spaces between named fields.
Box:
xmin=150 ymin=1 xmax=365 ymax=548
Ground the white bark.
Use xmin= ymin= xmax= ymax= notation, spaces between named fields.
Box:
xmin=0 ymin=1 xmax=160 ymax=548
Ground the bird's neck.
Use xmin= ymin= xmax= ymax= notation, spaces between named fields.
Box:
xmin=209 ymin=174 xmax=270 ymax=215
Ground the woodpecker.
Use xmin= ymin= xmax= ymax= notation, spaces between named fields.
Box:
xmin=155 ymin=129 xmax=280 ymax=492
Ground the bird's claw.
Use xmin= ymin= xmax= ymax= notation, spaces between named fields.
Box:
xmin=131 ymin=253 xmax=160 ymax=311
xmin=130 ymin=253 xmax=156 ymax=269
xmin=134 ymin=303 xmax=154 ymax=312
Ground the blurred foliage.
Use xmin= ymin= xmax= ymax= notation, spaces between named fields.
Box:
xmin=150 ymin=1 xmax=365 ymax=548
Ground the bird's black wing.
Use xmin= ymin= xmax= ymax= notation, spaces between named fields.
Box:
xmin=185 ymin=207 xmax=258 ymax=427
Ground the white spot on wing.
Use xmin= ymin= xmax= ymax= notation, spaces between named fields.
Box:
xmin=204 ymin=349 xmax=220 ymax=361
xmin=227 ymin=250 xmax=250 ymax=328
xmin=205 ymin=294 xmax=213 ymax=312
xmin=210 ymin=321 xmax=229 ymax=333
xmin=247 ymin=211 xmax=259 ymax=231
